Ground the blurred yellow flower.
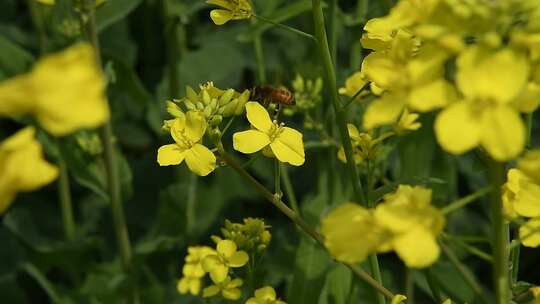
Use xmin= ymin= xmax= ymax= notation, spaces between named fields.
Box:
xmin=177 ymin=246 xmax=215 ymax=295
xmin=233 ymin=102 xmax=305 ymax=166
xmin=395 ymin=108 xmax=421 ymax=135
xmin=202 ymin=276 xmax=243 ymax=300
xmin=336 ymin=124 xmax=388 ymax=165
xmin=246 ymin=286 xmax=286 ymax=304
xmin=519 ymin=218 xmax=540 ymax=247
xmin=321 ymin=203 xmax=388 ymax=263
xmin=531 ymin=286 xmax=540 ymax=304
xmin=374 ymin=185 xmax=445 ymax=268
xmin=0 ymin=43 xmax=109 ymax=136
xmin=338 ymin=72 xmax=367 ymax=97
xmin=157 ymin=111 xmax=216 ymax=176
xmin=202 ymin=239 xmax=249 ymax=283
xmin=518 ymin=149 xmax=540 ymax=183
xmin=434 ymin=46 xmax=528 ymax=161
xmin=207 ymin=0 xmax=252 ymax=25
xmin=0 ymin=127 xmax=58 ymax=214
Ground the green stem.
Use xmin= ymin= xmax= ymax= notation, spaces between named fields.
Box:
xmin=27 ymin=0 xmax=47 ymax=52
xmin=274 ymin=160 xmax=281 ymax=197
xmin=280 ymin=163 xmax=300 ymax=215
xmin=509 ymin=229 xmax=520 ymax=285
xmin=253 ymin=35 xmax=266 ymax=83
xmin=162 ymin=0 xmax=180 ymax=98
xmin=486 ymin=160 xmax=510 ymax=304
xmin=327 ymin=0 xmax=338 ymax=64
xmin=216 ymin=145 xmax=394 ymax=300
xmin=424 ymin=268 xmax=443 ymax=302
xmin=441 ymin=233 xmax=493 ymax=263
xmin=253 ymin=14 xmax=316 ymax=41
xmin=441 ymin=186 xmax=492 ymax=215
xmin=405 ymin=269 xmax=414 ymax=304
xmin=186 ymin=173 xmax=197 ymax=233
xmin=58 ymin=157 xmax=76 ymax=241
xmin=440 ymin=242 xmax=489 ymax=304
xmin=80 ymin=3 xmax=137 ymax=303
xmin=342 ymin=86 xmax=368 ymax=109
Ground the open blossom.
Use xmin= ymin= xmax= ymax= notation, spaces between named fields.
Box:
xmin=233 ymin=102 xmax=305 ymax=166
xmin=246 ymin=286 xmax=286 ymax=304
xmin=177 ymin=246 xmax=215 ymax=296
xmin=0 ymin=127 xmax=58 ymax=213
xmin=157 ymin=111 xmax=216 ymax=176
xmin=0 ymin=43 xmax=109 ymax=136
xmin=202 ymin=239 xmax=249 ymax=283
xmin=202 ymin=276 xmax=243 ymax=300
xmin=207 ymin=0 xmax=252 ymax=25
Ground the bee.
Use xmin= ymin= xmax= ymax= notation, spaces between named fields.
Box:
xmin=250 ymin=85 xmax=296 ymax=107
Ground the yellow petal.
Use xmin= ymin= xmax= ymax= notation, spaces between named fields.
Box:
xmin=177 ymin=278 xmax=189 ymax=294
xmin=363 ymin=92 xmax=405 ymax=129
xmin=232 ymin=130 xmax=270 ymax=153
xmin=518 ymin=150 xmax=540 ymax=183
xmin=217 ymin=240 xmax=237 ymax=257
xmin=210 ymin=9 xmax=232 ymax=25
xmin=0 ymin=75 xmax=34 ymax=115
xmin=207 ymin=0 xmax=234 ymax=10
xmin=456 ymin=46 xmax=529 ymax=103
xmin=270 ymin=127 xmax=305 ymax=166
xmin=434 ymin=102 xmax=480 ymax=155
xmin=228 ymin=278 xmax=243 ymax=288
xmin=480 ymin=105 xmax=525 ymax=161
xmin=202 ymin=285 xmax=221 ymax=298
xmin=254 ymin=286 xmax=277 ymax=300
xmin=393 ymin=227 xmax=440 ymax=268
xmin=513 ymin=174 xmax=540 ymax=218
xmin=408 ymin=79 xmax=455 ymax=112
xmin=515 ymin=82 xmax=540 ymax=113
xmin=184 ymin=144 xmax=216 ymax=176
xmin=157 ymin=144 xmax=186 ymax=166
xmin=189 ymin=278 xmax=201 ymax=295
xmin=519 ymin=218 xmax=540 ymax=248
xmin=222 ymin=287 xmax=242 ymax=300
xmin=184 ymin=111 xmax=207 ymax=143
xmin=361 ymin=52 xmax=402 ymax=89
xmin=347 ymin=124 xmax=360 ymax=139
xmin=245 ymin=102 xmax=273 ymax=133
xmin=339 ymin=72 xmax=367 ymax=97
xmin=228 ymin=251 xmax=249 ymax=267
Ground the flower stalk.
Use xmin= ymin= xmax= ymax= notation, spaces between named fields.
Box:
xmin=58 ymin=157 xmax=76 ymax=241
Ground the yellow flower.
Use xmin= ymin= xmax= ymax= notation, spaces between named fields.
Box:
xmin=391 ymin=294 xmax=407 ymax=304
xmin=207 ymin=0 xmax=252 ymax=25
xmin=233 ymin=102 xmax=305 ymax=166
xmin=503 ymin=169 xmax=540 ymax=218
xmin=177 ymin=246 xmax=215 ymax=295
xmin=157 ymin=111 xmax=216 ymax=176
xmin=202 ymin=239 xmax=249 ymax=283
xmin=374 ymin=185 xmax=445 ymax=268
xmin=246 ymin=286 xmax=286 ymax=304
xmin=202 ymin=276 xmax=243 ymax=300
xmin=395 ymin=108 xmax=421 ymax=135
xmin=338 ymin=72 xmax=367 ymax=97
xmin=434 ymin=46 xmax=528 ymax=161
xmin=321 ymin=203 xmax=388 ymax=263
xmin=518 ymin=149 xmax=540 ymax=183
xmin=0 ymin=127 xmax=58 ymax=214
xmin=337 ymin=124 xmax=391 ymax=165
xmin=0 ymin=43 xmax=109 ymax=136
xmin=531 ymin=286 xmax=540 ymax=304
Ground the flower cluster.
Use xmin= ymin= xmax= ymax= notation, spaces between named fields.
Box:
xmin=321 ymin=185 xmax=445 ymax=268
xmin=177 ymin=218 xmax=285 ymax=302
xmin=213 ymin=218 xmax=272 ymax=252
xmin=207 ymin=0 xmax=253 ymax=25
xmin=348 ymin=0 xmax=540 ymax=161
xmin=283 ymin=75 xmax=323 ymax=117
xmin=233 ymin=102 xmax=305 ymax=166
xmin=502 ymin=150 xmax=540 ymax=247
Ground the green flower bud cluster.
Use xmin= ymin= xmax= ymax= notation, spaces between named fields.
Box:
xmin=213 ymin=218 xmax=271 ymax=253
xmin=283 ymin=74 xmax=323 ymax=116
xmin=75 ymin=131 xmax=103 ymax=156
xmin=169 ymin=82 xmax=249 ymax=128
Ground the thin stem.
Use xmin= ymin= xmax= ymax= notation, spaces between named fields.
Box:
xmin=509 ymin=229 xmax=520 ymax=284
xmin=327 ymin=0 xmax=338 ymax=64
xmin=253 ymin=35 xmax=266 ymax=83
xmin=80 ymin=3 xmax=136 ymax=303
xmin=253 ymin=14 xmax=316 ymax=41
xmin=424 ymin=268 xmax=443 ymax=302
xmin=440 ymin=242 xmax=489 ymax=304
xmin=280 ymin=163 xmax=300 ymax=215
xmin=274 ymin=160 xmax=281 ymax=197
xmin=162 ymin=0 xmax=180 ymax=98
xmin=58 ymin=157 xmax=76 ymax=241
xmin=216 ymin=145 xmax=395 ymax=300
xmin=405 ymin=269 xmax=414 ymax=304
xmin=486 ymin=160 xmax=510 ymax=304
xmin=441 ymin=186 xmax=492 ymax=215
xmin=441 ymin=234 xmax=493 ymax=263
xmin=342 ymin=86 xmax=367 ymax=109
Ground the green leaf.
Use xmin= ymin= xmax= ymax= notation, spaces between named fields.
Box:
xmin=95 ymin=0 xmax=143 ymax=33
xmin=325 ymin=264 xmax=353 ymax=304
xmin=288 ymin=236 xmax=330 ymax=304
xmin=0 ymin=35 xmax=34 ymax=78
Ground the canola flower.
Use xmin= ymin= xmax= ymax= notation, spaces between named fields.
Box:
xmin=233 ymin=102 xmax=305 ymax=166
xmin=207 ymin=0 xmax=252 ymax=25
xmin=391 ymin=295 xmax=407 ymax=304
xmin=246 ymin=286 xmax=286 ymax=304
xmin=502 ymin=150 xmax=540 ymax=247
xmin=202 ymin=276 xmax=243 ymax=300
xmin=202 ymin=239 xmax=249 ymax=283
xmin=0 ymin=127 xmax=58 ymax=214
xmin=336 ymin=124 xmax=393 ymax=165
xmin=177 ymin=246 xmax=215 ymax=296
xmin=0 ymin=43 xmax=109 ymax=136
xmin=321 ymin=185 xmax=445 ymax=268
xmin=157 ymin=111 xmax=216 ymax=176
xmin=217 ymin=218 xmax=272 ymax=252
